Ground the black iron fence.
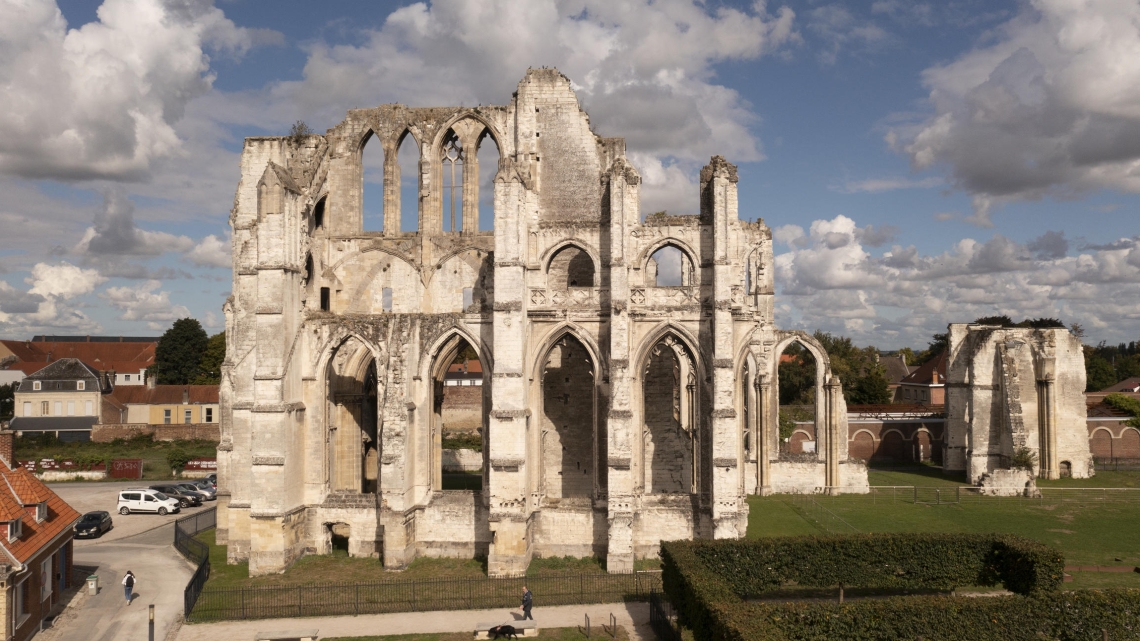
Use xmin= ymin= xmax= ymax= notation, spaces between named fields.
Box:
xmin=649 ymin=590 xmax=682 ymax=641
xmin=174 ymin=508 xmax=215 ymax=619
xmin=188 ymin=570 xmax=662 ymax=623
xmin=1094 ymin=457 xmax=1140 ymax=472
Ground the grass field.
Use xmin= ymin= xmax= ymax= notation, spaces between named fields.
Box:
xmin=325 ymin=626 xmax=629 ymax=641
xmin=15 ymin=433 xmax=216 ymax=480
xmin=749 ymin=467 xmax=1140 ymax=572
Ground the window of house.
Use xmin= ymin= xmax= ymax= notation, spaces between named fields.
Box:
xmin=40 ymin=401 xmax=48 ymax=416
xmin=32 ymin=381 xmax=41 ymax=390
xmin=17 ymin=577 xmax=28 ymax=621
xmin=35 ymin=503 xmax=45 ymax=523
xmin=54 ymin=401 xmax=62 ymax=416
xmin=22 ymin=402 xmax=30 ymax=417
xmin=77 ymin=380 xmax=85 ymax=391
xmin=40 ymin=558 xmax=51 ymax=602
xmin=125 ymin=375 xmax=131 ymax=381
xmin=85 ymin=400 xmax=93 ymax=415
xmin=184 ymin=409 xmax=192 ymax=424
xmin=320 ymin=287 xmax=330 ymax=311
xmin=67 ymin=401 xmax=75 ymax=416
xmin=164 ymin=409 xmax=171 ymax=424
xmin=921 ymin=390 xmax=928 ymax=400
xmin=205 ymin=408 xmax=214 ymax=422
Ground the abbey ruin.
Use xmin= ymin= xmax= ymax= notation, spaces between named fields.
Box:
xmin=216 ymin=69 xmax=869 ymax=577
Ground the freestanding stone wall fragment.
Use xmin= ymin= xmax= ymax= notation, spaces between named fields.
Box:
xmin=219 ymin=68 xmax=866 ymax=578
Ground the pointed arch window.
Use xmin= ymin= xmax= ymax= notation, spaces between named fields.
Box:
xmin=441 ymin=132 xmax=465 ymax=232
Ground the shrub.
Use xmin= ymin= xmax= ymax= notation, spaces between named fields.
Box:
xmin=1104 ymin=393 xmax=1140 ymax=428
xmin=661 ymin=535 xmax=1070 ymax=641
xmin=1011 ymin=446 xmax=1038 ymax=472
xmin=166 ymin=448 xmax=194 ymax=471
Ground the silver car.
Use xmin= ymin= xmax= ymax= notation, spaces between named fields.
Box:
xmin=177 ymin=481 xmax=216 ymax=501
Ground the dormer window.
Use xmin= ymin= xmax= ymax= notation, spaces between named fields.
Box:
xmin=32 ymin=381 xmax=40 ymax=391
xmin=36 ymin=503 xmax=46 ymax=522
xmin=8 ymin=519 xmax=21 ymax=541
xmin=77 ymin=381 xmax=85 ymax=391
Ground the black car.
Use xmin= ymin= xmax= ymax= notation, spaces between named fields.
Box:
xmin=149 ymin=485 xmax=203 ymax=508
xmin=74 ymin=511 xmax=113 ymax=538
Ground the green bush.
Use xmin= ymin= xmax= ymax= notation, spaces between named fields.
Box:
xmin=1104 ymin=393 xmax=1140 ymax=428
xmin=166 ymin=448 xmax=194 ymax=471
xmin=661 ymin=535 xmax=1070 ymax=641
xmin=728 ymin=590 xmax=1140 ymax=641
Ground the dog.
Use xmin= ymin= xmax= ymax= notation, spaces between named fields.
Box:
xmin=489 ymin=624 xmax=519 ymax=639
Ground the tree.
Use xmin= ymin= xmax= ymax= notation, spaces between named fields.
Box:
xmin=1085 ymin=353 xmax=1117 ymax=392
xmin=1114 ymin=354 xmax=1140 ymax=383
xmin=154 ymin=318 xmax=209 ymax=384
xmin=778 ymin=343 xmax=816 ymax=406
xmin=0 ymin=383 xmax=13 ymax=420
xmin=914 ymin=332 xmax=949 ymax=366
xmin=897 ymin=347 xmax=917 ymax=367
xmin=192 ymin=332 xmax=226 ymax=384
xmin=1069 ymin=322 xmax=1086 ymax=340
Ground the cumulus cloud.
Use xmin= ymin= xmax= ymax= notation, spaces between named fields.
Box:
xmin=891 ymin=0 xmax=1140 ymax=225
xmin=73 ymin=189 xmax=195 ymax=256
xmin=26 ymin=262 xmax=106 ymax=299
xmin=774 ymin=215 xmax=1140 ymax=347
xmin=807 ymin=4 xmax=890 ymax=65
xmin=186 ymin=234 xmax=231 ymax=268
xmin=100 ymin=280 xmax=191 ymax=326
xmin=0 ymin=0 xmax=279 ymax=181
xmin=266 ymin=0 xmax=798 ymax=213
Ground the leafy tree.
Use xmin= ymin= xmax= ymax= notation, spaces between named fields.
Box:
xmin=192 ymin=332 xmax=226 ymax=384
xmin=914 ymin=332 xmax=949 ymax=366
xmin=778 ymin=343 xmax=816 ymax=406
xmin=974 ymin=315 xmax=1014 ymax=327
xmin=1068 ymin=323 xmax=1086 ymax=340
xmin=1115 ymin=354 xmax=1140 ymax=382
xmin=778 ymin=332 xmax=891 ymax=406
xmin=153 ymin=318 xmax=209 ymax=384
xmin=848 ymin=365 xmax=891 ymax=405
xmin=0 ymin=383 xmax=14 ymax=420
xmin=1085 ymin=353 xmax=1117 ymax=392
xmin=897 ymin=347 xmax=917 ymax=367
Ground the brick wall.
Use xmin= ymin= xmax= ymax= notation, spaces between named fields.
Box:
xmin=846 ymin=420 xmax=945 ymax=464
xmin=441 ymin=385 xmax=482 ymax=430
xmin=91 ymin=423 xmax=221 ymax=443
xmin=1087 ymin=419 xmax=1140 ymax=459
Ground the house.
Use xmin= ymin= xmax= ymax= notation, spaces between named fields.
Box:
xmin=0 ymin=336 xmax=157 ymax=387
xmin=896 ymin=351 xmax=946 ymax=406
xmin=102 ymin=382 xmax=219 ymax=426
xmin=0 ymin=430 xmax=80 ymax=640
xmin=879 ymin=353 xmax=914 ymax=402
xmin=1085 ymin=377 xmax=1140 ymax=406
xmin=8 ymin=360 xmax=106 ymax=442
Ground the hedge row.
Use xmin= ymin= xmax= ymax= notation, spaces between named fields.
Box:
xmin=724 ymin=590 xmax=1140 ymax=641
xmin=675 ymin=534 xmax=1064 ymax=597
xmin=661 ymin=535 xmax=1070 ymax=641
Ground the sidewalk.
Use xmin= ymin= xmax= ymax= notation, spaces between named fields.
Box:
xmin=175 ymin=601 xmax=651 ymax=641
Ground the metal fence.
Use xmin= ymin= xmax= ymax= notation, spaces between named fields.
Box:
xmin=649 ymin=591 xmax=682 ymax=641
xmin=174 ymin=508 xmax=215 ymax=619
xmin=1095 ymin=457 xmax=1140 ymax=472
xmin=795 ymin=486 xmax=1140 ymax=506
xmin=188 ymin=570 xmax=662 ymax=623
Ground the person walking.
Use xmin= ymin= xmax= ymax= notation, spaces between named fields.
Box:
xmin=122 ymin=570 xmax=136 ymax=605
xmin=520 ymin=585 xmax=533 ymax=620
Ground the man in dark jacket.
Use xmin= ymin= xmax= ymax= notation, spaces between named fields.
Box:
xmin=520 ymin=586 xmax=533 ymax=620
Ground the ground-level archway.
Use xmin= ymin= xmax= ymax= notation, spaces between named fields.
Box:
xmin=326 ymin=336 xmax=379 ymax=493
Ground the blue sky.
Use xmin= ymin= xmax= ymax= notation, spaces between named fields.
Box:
xmin=0 ymin=0 xmax=1137 ymax=349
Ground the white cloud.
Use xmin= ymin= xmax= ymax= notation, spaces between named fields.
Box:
xmin=0 ymin=0 xmax=278 ymax=181
xmin=186 ymin=234 xmax=230 ymax=269
xmin=891 ymin=0 xmax=1140 ymax=225
xmin=775 ymin=215 xmax=1140 ymax=348
xmin=26 ymin=262 xmax=106 ymax=299
xmin=72 ymin=189 xmax=195 ymax=256
xmin=99 ymin=279 xmax=190 ymax=323
xmin=835 ymin=176 xmax=942 ymax=193
xmin=807 ymin=4 xmax=890 ymax=65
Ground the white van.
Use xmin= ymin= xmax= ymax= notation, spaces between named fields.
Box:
xmin=117 ymin=489 xmax=181 ymax=516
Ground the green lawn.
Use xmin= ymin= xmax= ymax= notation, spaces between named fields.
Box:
xmin=747 ymin=466 xmax=1140 ymax=567
xmin=326 ymin=627 xmax=628 ymax=641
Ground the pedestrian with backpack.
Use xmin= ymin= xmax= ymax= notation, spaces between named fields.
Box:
xmin=122 ymin=570 xmax=136 ymax=605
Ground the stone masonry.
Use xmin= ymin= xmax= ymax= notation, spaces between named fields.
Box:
xmin=218 ymin=69 xmax=866 ymax=578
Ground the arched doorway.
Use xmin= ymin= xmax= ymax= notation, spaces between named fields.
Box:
xmin=540 ymin=334 xmax=599 ymax=500
xmin=429 ymin=334 xmax=488 ymax=491
xmin=326 ymin=337 xmax=379 ymax=493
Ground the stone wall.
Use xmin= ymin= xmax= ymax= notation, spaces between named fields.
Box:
xmin=91 ymin=423 xmax=220 ymax=443
xmin=441 ymin=385 xmax=482 ymax=431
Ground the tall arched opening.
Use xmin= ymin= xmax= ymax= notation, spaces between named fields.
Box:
xmin=777 ymin=341 xmax=819 ymax=457
xmin=429 ymin=334 xmax=488 ymax=491
xmin=361 ymin=131 xmax=385 ymax=232
xmin=326 ymin=337 xmax=380 ymax=493
xmin=642 ymin=336 xmax=696 ymax=494
xmin=539 ymin=334 xmax=599 ymax=500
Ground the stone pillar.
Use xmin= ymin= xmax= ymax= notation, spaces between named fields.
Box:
xmin=605 ymin=158 xmax=639 ymax=573
xmin=462 ymin=135 xmax=479 ymax=234
xmin=755 ymin=373 xmax=771 ymax=495
xmin=383 ymin=143 xmax=400 ymax=236
xmin=825 ymin=375 xmax=841 ymax=493
xmin=1037 ymin=357 xmax=1058 ymax=480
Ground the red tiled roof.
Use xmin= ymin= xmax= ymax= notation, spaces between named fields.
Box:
xmin=1100 ymin=377 xmax=1140 ymax=394
xmin=0 ymin=459 xmax=80 ymax=563
xmin=901 ymin=351 xmax=947 ymax=386
xmin=1 ymin=339 xmax=154 ymax=374
xmin=1087 ymin=401 xmax=1132 ymax=418
xmin=107 ymin=385 xmax=219 ymax=405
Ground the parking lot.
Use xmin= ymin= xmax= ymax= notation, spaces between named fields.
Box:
xmin=49 ymin=480 xmax=215 ymax=545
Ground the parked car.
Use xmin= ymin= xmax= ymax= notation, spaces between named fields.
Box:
xmin=149 ymin=484 xmax=203 ymax=508
xmin=180 ymin=480 xmax=216 ymax=500
xmin=117 ymin=489 xmax=181 ymax=516
xmin=176 ymin=481 xmax=214 ymax=501
xmin=205 ymin=472 xmax=216 ymax=485
xmin=74 ymin=511 xmax=113 ymax=538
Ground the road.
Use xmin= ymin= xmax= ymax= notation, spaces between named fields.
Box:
xmin=38 ymin=481 xmax=211 ymax=641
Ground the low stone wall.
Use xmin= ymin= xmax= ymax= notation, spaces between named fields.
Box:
xmin=767 ymin=460 xmax=870 ymax=494
xmin=91 ymin=423 xmax=221 ymax=443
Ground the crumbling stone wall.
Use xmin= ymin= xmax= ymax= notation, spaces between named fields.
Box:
xmin=945 ymin=324 xmax=1092 ymax=482
xmin=219 ymin=68 xmax=864 ymax=579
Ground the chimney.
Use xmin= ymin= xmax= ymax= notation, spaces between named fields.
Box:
xmin=183 ymin=387 xmax=189 ymax=404
xmin=147 ymin=372 xmax=155 ymax=390
xmin=932 ymin=367 xmax=939 ymax=385
xmin=0 ymin=431 xmax=13 ymax=468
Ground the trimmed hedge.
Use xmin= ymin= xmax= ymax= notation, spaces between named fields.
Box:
xmin=661 ymin=535 xmax=1080 ymax=641
xmin=727 ymin=590 xmax=1140 ymax=641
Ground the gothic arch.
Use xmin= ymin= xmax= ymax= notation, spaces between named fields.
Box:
xmin=540 ymin=240 xmax=600 ymax=273
xmin=431 ymin=111 xmax=503 ymax=153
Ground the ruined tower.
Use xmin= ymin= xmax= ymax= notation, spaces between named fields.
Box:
xmin=217 ymin=69 xmax=866 ymax=578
